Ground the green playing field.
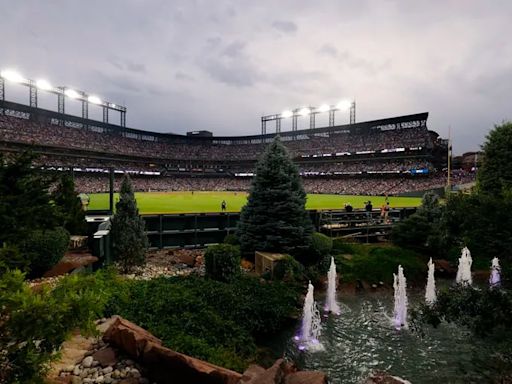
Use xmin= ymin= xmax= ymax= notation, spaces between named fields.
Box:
xmin=87 ymin=191 xmax=421 ymax=214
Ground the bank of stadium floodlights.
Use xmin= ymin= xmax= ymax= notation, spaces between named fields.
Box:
xmin=261 ymin=100 xmax=356 ymax=135
xmin=0 ymin=69 xmax=127 ymax=127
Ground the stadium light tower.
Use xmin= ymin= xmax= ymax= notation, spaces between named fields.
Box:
xmin=261 ymin=99 xmax=356 ymax=135
xmin=0 ymin=68 xmax=127 ymax=127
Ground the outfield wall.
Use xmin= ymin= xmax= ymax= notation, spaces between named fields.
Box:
xmin=88 ymin=208 xmax=416 ymax=255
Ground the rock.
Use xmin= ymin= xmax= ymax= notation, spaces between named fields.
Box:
xmin=103 ymin=374 xmax=113 ymax=384
xmin=117 ymin=379 xmax=139 ymax=384
xmin=93 ymin=347 xmax=117 ymax=367
xmin=95 ymin=375 xmax=104 ymax=383
xmin=73 ymin=365 xmax=82 ymax=376
xmin=284 ymin=371 xmax=328 ymax=384
xmin=142 ymin=340 xmax=242 ymax=384
xmin=71 ymin=377 xmax=82 ymax=384
xmin=176 ymin=251 xmax=196 ymax=267
xmin=102 ymin=366 xmax=114 ymax=374
xmin=246 ymin=358 xmax=286 ymax=384
xmin=82 ymin=356 xmax=94 ymax=368
xmin=241 ymin=365 xmax=266 ymax=382
xmin=103 ymin=317 xmax=162 ymax=359
xmin=130 ymin=368 xmax=141 ymax=378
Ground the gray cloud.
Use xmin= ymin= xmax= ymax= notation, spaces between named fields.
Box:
xmin=318 ymin=44 xmax=338 ymax=58
xmin=0 ymin=0 xmax=511 ymax=153
xmin=272 ymin=20 xmax=298 ymax=33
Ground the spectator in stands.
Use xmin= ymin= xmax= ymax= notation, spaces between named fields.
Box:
xmin=344 ymin=202 xmax=353 ymax=213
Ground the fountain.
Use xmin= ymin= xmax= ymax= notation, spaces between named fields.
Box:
xmin=456 ymin=247 xmax=473 ymax=286
xmin=425 ymin=258 xmax=437 ymax=305
xmin=393 ymin=265 xmax=408 ymax=330
xmin=295 ymin=281 xmax=323 ymax=351
xmin=489 ymin=257 xmax=501 ymax=288
xmin=324 ymin=257 xmax=341 ymax=315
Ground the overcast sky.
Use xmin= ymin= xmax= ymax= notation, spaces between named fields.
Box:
xmin=1 ymin=0 xmax=511 ymax=154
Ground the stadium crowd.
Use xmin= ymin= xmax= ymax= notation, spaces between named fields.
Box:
xmin=72 ymin=170 xmax=475 ymax=196
xmin=1 ymin=112 xmax=473 ymax=197
xmin=0 ymin=114 xmax=433 ymax=161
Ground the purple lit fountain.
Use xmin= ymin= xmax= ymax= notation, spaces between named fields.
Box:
xmin=456 ymin=247 xmax=473 ymax=286
xmin=295 ymin=281 xmax=323 ymax=351
xmin=393 ymin=265 xmax=408 ymax=330
xmin=489 ymin=257 xmax=501 ymax=288
xmin=425 ymin=258 xmax=437 ymax=306
xmin=324 ymin=257 xmax=341 ymax=315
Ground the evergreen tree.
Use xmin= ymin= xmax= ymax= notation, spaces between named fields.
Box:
xmin=237 ymin=137 xmax=313 ymax=258
xmin=477 ymin=121 xmax=512 ymax=197
xmin=0 ymin=152 xmax=59 ymax=245
xmin=111 ymin=174 xmax=148 ymax=272
xmin=52 ymin=173 xmax=87 ymax=235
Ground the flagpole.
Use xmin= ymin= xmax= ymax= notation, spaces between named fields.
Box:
xmin=446 ymin=126 xmax=452 ymax=193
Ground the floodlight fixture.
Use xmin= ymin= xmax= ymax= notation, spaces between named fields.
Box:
xmin=36 ymin=79 xmax=52 ymax=91
xmin=0 ymin=69 xmax=25 ymax=83
xmin=88 ymin=95 xmax=102 ymax=104
xmin=318 ymin=104 xmax=330 ymax=113
xmin=281 ymin=110 xmax=293 ymax=118
xmin=299 ymin=107 xmax=310 ymax=116
xmin=336 ymin=99 xmax=352 ymax=111
xmin=64 ymin=89 xmax=80 ymax=99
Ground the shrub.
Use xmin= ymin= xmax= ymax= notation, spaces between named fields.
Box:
xmin=104 ymin=275 xmax=300 ymax=372
xmin=273 ymin=255 xmax=305 ymax=282
xmin=335 ymin=245 xmax=426 ymax=284
xmin=332 ymin=238 xmax=356 ymax=254
xmin=20 ymin=227 xmax=70 ymax=278
xmin=0 ymin=270 xmax=115 ymax=383
xmin=0 ymin=244 xmax=28 ymax=276
xmin=223 ymin=233 xmax=239 ymax=245
xmin=205 ymin=244 xmax=241 ymax=282
xmin=311 ymin=232 xmax=333 ymax=257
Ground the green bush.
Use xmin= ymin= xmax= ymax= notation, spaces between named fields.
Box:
xmin=335 ymin=245 xmax=426 ymax=284
xmin=273 ymin=255 xmax=305 ymax=282
xmin=205 ymin=244 xmax=241 ymax=282
xmin=0 ymin=244 xmax=28 ymax=276
xmin=332 ymin=238 xmax=356 ymax=254
xmin=223 ymin=233 xmax=239 ymax=245
xmin=311 ymin=232 xmax=333 ymax=257
xmin=0 ymin=269 xmax=116 ymax=383
xmin=105 ymin=275 xmax=300 ymax=372
xmin=20 ymin=227 xmax=70 ymax=278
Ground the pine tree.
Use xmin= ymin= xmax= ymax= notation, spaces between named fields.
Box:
xmin=52 ymin=173 xmax=87 ymax=235
xmin=0 ymin=152 xmax=59 ymax=245
xmin=237 ymin=137 xmax=313 ymax=258
xmin=477 ymin=121 xmax=512 ymax=197
xmin=111 ymin=174 xmax=148 ymax=272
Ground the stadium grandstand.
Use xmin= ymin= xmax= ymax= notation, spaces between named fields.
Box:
xmin=0 ymin=85 xmax=475 ymax=197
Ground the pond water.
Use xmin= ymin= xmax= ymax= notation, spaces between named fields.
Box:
xmin=273 ymin=290 xmax=496 ymax=384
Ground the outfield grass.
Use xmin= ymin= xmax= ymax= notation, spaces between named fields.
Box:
xmin=87 ymin=191 xmax=421 ymax=214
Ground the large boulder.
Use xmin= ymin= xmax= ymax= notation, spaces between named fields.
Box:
xmin=103 ymin=316 xmax=162 ymax=358
xmin=284 ymin=371 xmax=328 ymax=384
xmin=142 ymin=341 xmax=242 ymax=384
xmin=92 ymin=347 xmax=117 ymax=367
